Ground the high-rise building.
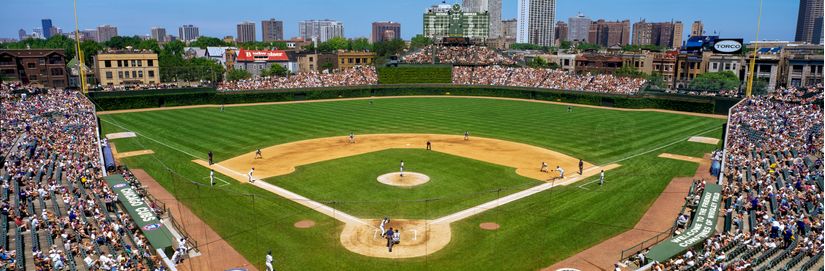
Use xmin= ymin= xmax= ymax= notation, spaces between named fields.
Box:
xmin=632 ymin=20 xmax=683 ymax=49
xmin=555 ymin=21 xmax=568 ymax=43
xmin=690 ymin=21 xmax=703 ymax=37
xmin=262 ymin=19 xmax=284 ymax=42
xmin=588 ymin=19 xmax=630 ymax=47
xmin=501 ymin=19 xmax=517 ymax=40
xmin=96 ymin=25 xmax=118 ymax=42
xmin=298 ymin=20 xmax=344 ymax=42
xmin=568 ymin=12 xmax=591 ymax=42
xmin=516 ymin=0 xmax=556 ymax=46
xmin=18 ymin=29 xmax=26 ymax=41
xmin=178 ymin=24 xmax=200 ymax=42
xmin=237 ymin=21 xmax=256 ymax=43
xmin=423 ymin=3 xmax=490 ymax=40
xmin=151 ymin=27 xmax=167 ymax=42
xmin=371 ymin=21 xmax=401 ymax=42
xmin=42 ymin=19 xmax=53 ymax=39
xmin=795 ymin=0 xmax=824 ymax=44
xmin=463 ymin=0 xmax=502 ymax=38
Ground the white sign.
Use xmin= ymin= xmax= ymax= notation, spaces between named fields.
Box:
xmin=714 ymin=40 xmax=742 ymax=53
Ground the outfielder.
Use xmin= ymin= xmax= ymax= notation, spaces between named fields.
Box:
xmin=265 ymin=250 xmax=274 ymax=271
xmin=248 ymin=167 xmax=255 ymax=183
xmin=599 ymin=170 xmax=605 ymax=186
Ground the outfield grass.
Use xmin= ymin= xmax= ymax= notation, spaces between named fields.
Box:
xmin=100 ymin=97 xmax=724 ymax=270
xmin=267 ymin=149 xmax=541 ymax=219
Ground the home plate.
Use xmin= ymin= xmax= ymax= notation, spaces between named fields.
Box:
xmin=688 ymin=136 xmax=719 ymax=145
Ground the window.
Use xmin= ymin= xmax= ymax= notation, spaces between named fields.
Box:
xmin=148 ymin=60 xmax=154 ymax=67
xmin=29 ymin=75 xmax=37 ymax=81
xmin=137 ymin=60 xmax=142 ymax=67
xmin=118 ymin=71 xmax=124 ymax=78
xmin=132 ymin=71 xmax=137 ymax=78
xmin=148 ymin=70 xmax=155 ymax=78
xmin=124 ymin=71 xmax=130 ymax=78
xmin=309 ymin=57 xmax=314 ymax=61
xmin=105 ymin=60 xmax=112 ymax=68
xmin=724 ymin=63 xmax=730 ymax=70
xmin=52 ymin=80 xmax=64 ymax=86
xmin=106 ymin=71 xmax=113 ymax=79
xmin=138 ymin=70 xmax=143 ymax=78
xmin=355 ymin=58 xmax=361 ymax=64
xmin=27 ymin=63 xmax=36 ymax=69
xmin=712 ymin=63 xmax=718 ymax=70
xmin=348 ymin=58 xmax=353 ymax=64
xmin=50 ymin=68 xmax=63 ymax=76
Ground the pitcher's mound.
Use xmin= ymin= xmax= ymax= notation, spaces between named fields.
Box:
xmin=377 ymin=172 xmax=430 ymax=187
xmin=294 ymin=220 xmax=316 ymax=228
xmin=479 ymin=222 xmax=500 ymax=230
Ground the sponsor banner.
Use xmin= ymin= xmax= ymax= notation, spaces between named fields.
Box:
xmin=712 ymin=39 xmax=744 ymax=54
xmin=105 ymin=174 xmax=174 ymax=252
xmin=237 ymin=49 xmax=289 ymax=62
xmin=647 ymin=184 xmax=722 ymax=262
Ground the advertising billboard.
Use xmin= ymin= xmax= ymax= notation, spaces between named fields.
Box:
xmin=712 ymin=39 xmax=744 ymax=54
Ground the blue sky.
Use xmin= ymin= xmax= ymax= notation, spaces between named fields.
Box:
xmin=1 ymin=0 xmax=801 ymax=42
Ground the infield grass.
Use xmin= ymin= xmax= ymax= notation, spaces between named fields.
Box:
xmin=100 ymin=97 xmax=724 ymax=270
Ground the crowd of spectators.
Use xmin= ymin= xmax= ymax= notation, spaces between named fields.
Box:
xmin=453 ymin=66 xmax=647 ymax=94
xmin=218 ymin=66 xmax=377 ymax=91
xmin=1 ymin=82 xmax=168 ymax=270
xmin=402 ymin=45 xmax=516 ymax=65
xmin=629 ymin=86 xmax=824 ymax=270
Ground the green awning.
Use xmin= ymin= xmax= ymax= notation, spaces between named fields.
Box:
xmin=647 ymin=184 xmax=722 ymax=262
xmin=105 ymin=174 xmax=174 ymax=253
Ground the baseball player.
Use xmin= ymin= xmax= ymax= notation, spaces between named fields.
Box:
xmin=265 ymin=250 xmax=274 ymax=271
xmin=555 ymin=166 xmax=565 ymax=179
xmin=220 ymin=104 xmax=225 ymax=112
xmin=379 ymin=217 xmax=389 ymax=233
xmin=464 ymin=131 xmax=470 ymax=140
xmin=208 ymin=151 xmax=213 ymax=165
xmin=392 ymin=229 xmax=400 ymax=245
xmin=210 ymin=170 xmax=215 ymax=187
xmin=255 ymin=148 xmax=263 ymax=159
xmin=248 ymin=167 xmax=255 ymax=183
xmin=540 ymin=162 xmax=549 ymax=173
xmin=399 ymin=160 xmax=405 ymax=177
xmin=348 ymin=132 xmax=355 ymax=143
xmin=599 ymin=170 xmax=605 ymax=186
xmin=426 ymin=141 xmax=432 ymax=150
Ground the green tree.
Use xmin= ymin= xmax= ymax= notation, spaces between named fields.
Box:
xmin=79 ymin=40 xmax=102 ymax=65
xmin=410 ymin=35 xmax=432 ymax=50
xmin=350 ymin=37 xmax=371 ymax=51
xmin=324 ymin=37 xmax=350 ymax=51
xmin=576 ymin=43 xmax=601 ymax=51
xmin=647 ymin=72 xmax=667 ymax=89
xmin=559 ymin=40 xmax=572 ymax=49
xmin=190 ymin=36 xmax=228 ymax=48
xmin=137 ymin=39 xmax=161 ymax=53
xmin=373 ymin=39 xmax=405 ymax=57
xmin=688 ymin=71 xmax=740 ymax=91
xmin=103 ymin=36 xmax=143 ymax=49
xmin=751 ymin=78 xmax=769 ymax=96
xmin=526 ymin=56 xmax=550 ymax=68
xmin=162 ymin=40 xmax=185 ymax=56
xmin=260 ymin=64 xmax=289 ymax=77
xmin=614 ymin=66 xmax=646 ymax=78
xmin=226 ymin=69 xmax=251 ymax=81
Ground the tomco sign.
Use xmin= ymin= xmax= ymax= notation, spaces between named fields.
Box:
xmin=712 ymin=39 xmax=744 ymax=54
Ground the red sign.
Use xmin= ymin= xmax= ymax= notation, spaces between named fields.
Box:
xmin=236 ymin=49 xmax=289 ymax=62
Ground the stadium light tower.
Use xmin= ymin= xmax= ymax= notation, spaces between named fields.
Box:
xmin=73 ymin=0 xmax=88 ymax=93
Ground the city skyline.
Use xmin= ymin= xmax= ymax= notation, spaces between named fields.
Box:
xmin=0 ymin=0 xmax=803 ymax=42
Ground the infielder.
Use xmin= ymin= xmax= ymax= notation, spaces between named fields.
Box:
xmin=208 ymin=151 xmax=213 ymax=165
xmin=265 ymin=250 xmax=274 ymax=271
xmin=210 ymin=169 xmax=215 ymax=187
xmin=348 ymin=132 xmax=356 ymax=143
xmin=540 ymin=162 xmax=549 ymax=173
xmin=399 ymin=160 xmax=405 ymax=177
xmin=555 ymin=166 xmax=565 ymax=179
xmin=599 ymin=170 xmax=605 ymax=186
xmin=578 ymin=159 xmax=584 ymax=174
xmin=255 ymin=148 xmax=263 ymax=159
xmin=464 ymin=131 xmax=470 ymax=140
xmin=426 ymin=141 xmax=432 ymax=150
xmin=248 ymin=167 xmax=255 ymax=183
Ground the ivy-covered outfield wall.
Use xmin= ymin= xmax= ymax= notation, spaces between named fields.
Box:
xmin=86 ymin=85 xmax=740 ymax=115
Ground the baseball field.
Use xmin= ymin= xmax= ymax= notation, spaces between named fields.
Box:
xmin=98 ymin=96 xmax=725 ymax=270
